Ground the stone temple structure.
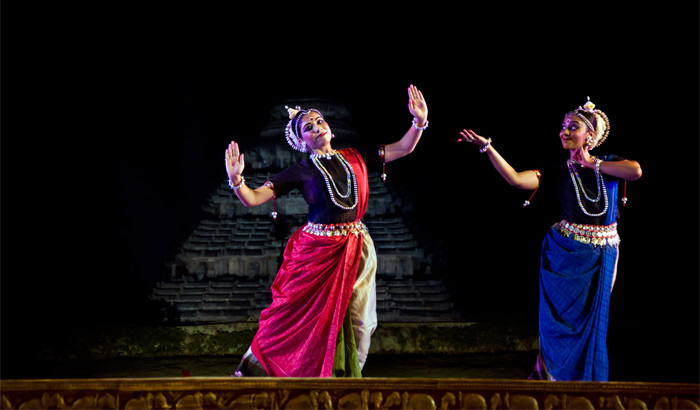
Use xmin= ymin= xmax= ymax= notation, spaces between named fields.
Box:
xmin=151 ymin=99 xmax=462 ymax=324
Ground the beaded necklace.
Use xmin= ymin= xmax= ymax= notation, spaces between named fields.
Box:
xmin=566 ymin=160 xmax=608 ymax=217
xmin=311 ymin=150 xmax=358 ymax=210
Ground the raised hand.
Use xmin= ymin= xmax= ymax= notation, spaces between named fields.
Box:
xmin=408 ymin=84 xmax=428 ymax=125
xmin=225 ymin=141 xmax=245 ymax=183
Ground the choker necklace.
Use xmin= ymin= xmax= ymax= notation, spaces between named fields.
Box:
xmin=309 ymin=150 xmax=336 ymax=160
xmin=566 ymin=160 xmax=608 ymax=217
xmin=311 ymin=151 xmax=358 ymax=210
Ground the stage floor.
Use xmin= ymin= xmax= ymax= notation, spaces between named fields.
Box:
xmin=3 ymin=352 xmax=538 ymax=380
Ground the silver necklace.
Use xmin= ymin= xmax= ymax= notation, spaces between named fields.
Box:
xmin=311 ymin=151 xmax=358 ymax=210
xmin=309 ymin=150 xmax=336 ymax=160
xmin=566 ymin=160 xmax=608 ymax=217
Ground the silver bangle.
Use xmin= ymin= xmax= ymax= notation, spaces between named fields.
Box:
xmin=228 ymin=176 xmax=245 ymax=190
xmin=594 ymin=157 xmax=603 ymax=174
xmin=412 ymin=118 xmax=429 ymax=130
xmin=479 ymin=138 xmax=492 ymax=153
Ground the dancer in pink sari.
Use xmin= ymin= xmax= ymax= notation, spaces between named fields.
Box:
xmin=225 ymin=85 xmax=428 ymax=377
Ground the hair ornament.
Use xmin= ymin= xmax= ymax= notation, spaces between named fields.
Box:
xmin=581 ymin=97 xmax=596 ymax=112
xmin=284 ymin=105 xmax=308 ymax=152
xmin=570 ymin=96 xmax=610 ymax=150
xmin=285 ymin=105 xmax=301 ymax=120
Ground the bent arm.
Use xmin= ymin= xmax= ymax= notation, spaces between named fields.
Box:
xmin=485 ymin=146 xmax=541 ymax=190
xmin=596 ymin=159 xmax=643 ymax=181
xmin=385 ymin=125 xmax=424 ymax=163
xmin=458 ymin=129 xmax=539 ymax=190
xmin=385 ymin=84 xmax=428 ymax=163
xmin=571 ymin=147 xmax=643 ymax=181
xmin=225 ymin=140 xmax=275 ymax=207
xmin=230 ymin=179 xmax=275 ymax=207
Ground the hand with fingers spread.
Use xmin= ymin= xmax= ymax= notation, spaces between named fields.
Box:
xmin=458 ymin=129 xmax=491 ymax=150
xmin=225 ymin=141 xmax=245 ymax=186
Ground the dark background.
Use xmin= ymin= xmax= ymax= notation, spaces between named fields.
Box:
xmin=2 ymin=4 xmax=698 ymax=382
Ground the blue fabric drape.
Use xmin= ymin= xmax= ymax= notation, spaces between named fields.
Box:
xmin=538 ymin=180 xmax=619 ymax=381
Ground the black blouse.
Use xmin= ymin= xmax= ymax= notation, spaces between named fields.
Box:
xmin=269 ymin=146 xmax=383 ymax=224
xmin=539 ymin=155 xmax=624 ymax=226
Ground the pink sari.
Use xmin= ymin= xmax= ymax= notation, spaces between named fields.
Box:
xmin=250 ymin=148 xmax=369 ymax=377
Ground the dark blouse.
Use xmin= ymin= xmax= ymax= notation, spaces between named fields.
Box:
xmin=539 ymin=155 xmax=624 ymax=226
xmin=269 ymin=146 xmax=382 ymax=224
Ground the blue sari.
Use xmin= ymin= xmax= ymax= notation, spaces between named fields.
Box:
xmin=537 ymin=179 xmax=619 ymax=381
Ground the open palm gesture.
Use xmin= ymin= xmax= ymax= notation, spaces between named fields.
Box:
xmin=408 ymin=84 xmax=428 ymax=123
xmin=225 ymin=141 xmax=245 ymax=181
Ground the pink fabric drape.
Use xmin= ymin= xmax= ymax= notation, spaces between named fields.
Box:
xmin=251 ymin=148 xmax=369 ymax=377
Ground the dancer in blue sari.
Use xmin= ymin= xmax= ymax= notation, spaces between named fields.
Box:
xmin=458 ymin=98 xmax=642 ymax=381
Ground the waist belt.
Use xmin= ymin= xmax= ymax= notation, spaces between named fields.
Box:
xmin=303 ymin=220 xmax=368 ymax=237
xmin=554 ymin=220 xmax=620 ymax=248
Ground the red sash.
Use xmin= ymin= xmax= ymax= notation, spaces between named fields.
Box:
xmin=251 ymin=148 xmax=369 ymax=377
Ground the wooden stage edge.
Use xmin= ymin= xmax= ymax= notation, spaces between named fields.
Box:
xmin=1 ymin=377 xmax=698 ymax=409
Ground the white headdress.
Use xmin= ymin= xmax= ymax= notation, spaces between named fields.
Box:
xmin=569 ymin=97 xmax=610 ymax=150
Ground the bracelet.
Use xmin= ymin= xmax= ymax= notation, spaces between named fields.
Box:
xmin=594 ymin=157 xmax=603 ymax=174
xmin=228 ymin=176 xmax=245 ymax=190
xmin=479 ymin=138 xmax=492 ymax=153
xmin=412 ymin=118 xmax=429 ymax=130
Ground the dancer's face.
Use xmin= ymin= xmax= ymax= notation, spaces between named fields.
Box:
xmin=299 ymin=111 xmax=332 ymax=151
xmin=560 ymin=114 xmax=593 ymax=150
